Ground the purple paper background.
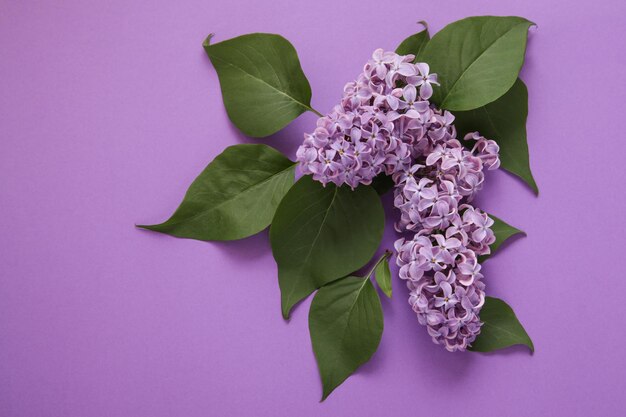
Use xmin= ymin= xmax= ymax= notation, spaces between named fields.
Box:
xmin=2 ymin=0 xmax=625 ymax=415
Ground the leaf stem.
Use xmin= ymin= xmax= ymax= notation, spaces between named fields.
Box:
xmin=366 ymin=250 xmax=392 ymax=280
xmin=307 ymin=107 xmax=323 ymax=117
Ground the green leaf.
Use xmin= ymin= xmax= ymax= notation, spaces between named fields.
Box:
xmin=395 ymin=21 xmax=430 ymax=57
xmin=370 ymin=174 xmax=394 ymax=195
xmin=421 ymin=16 xmax=533 ymax=110
xmin=309 ymin=275 xmax=384 ymax=400
xmin=470 ymin=297 xmax=534 ymax=353
xmin=491 ymin=214 xmax=526 ymax=254
xmin=270 ymin=176 xmax=385 ymax=319
xmin=139 ymin=144 xmax=295 ymax=241
xmin=374 ymin=253 xmax=392 ymax=298
xmin=479 ymin=214 xmax=525 ymax=263
xmin=203 ymin=33 xmax=317 ymax=137
xmin=455 ymin=79 xmax=538 ymax=193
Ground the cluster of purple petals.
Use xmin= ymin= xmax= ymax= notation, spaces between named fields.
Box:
xmin=296 ymin=49 xmax=440 ymax=189
xmin=388 ymin=73 xmax=499 ymax=351
xmin=394 ymin=206 xmax=496 ymax=351
xmin=297 ymin=49 xmax=501 ymax=352
xmin=393 ymin=131 xmax=500 ymax=233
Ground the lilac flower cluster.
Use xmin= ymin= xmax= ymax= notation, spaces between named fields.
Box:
xmin=296 ymin=49 xmax=439 ymax=189
xmin=297 ymin=49 xmax=501 ymax=352
xmin=394 ymin=206 xmax=495 ymax=351
xmin=393 ymin=132 xmax=500 ymax=233
xmin=388 ymin=79 xmax=499 ymax=351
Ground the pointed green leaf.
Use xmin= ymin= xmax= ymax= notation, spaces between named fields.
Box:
xmin=470 ymin=297 xmax=534 ymax=353
xmin=455 ymin=79 xmax=538 ymax=193
xmin=374 ymin=254 xmax=392 ymax=298
xmin=270 ymin=176 xmax=385 ymax=319
xmin=395 ymin=21 xmax=430 ymax=57
xmin=421 ymin=16 xmax=533 ymax=110
xmin=139 ymin=144 xmax=295 ymax=241
xmin=489 ymin=214 xmax=526 ymax=255
xmin=309 ymin=276 xmax=384 ymax=400
xmin=203 ymin=33 xmax=316 ymax=137
xmin=479 ymin=214 xmax=526 ymax=262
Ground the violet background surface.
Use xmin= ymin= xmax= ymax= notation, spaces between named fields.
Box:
xmin=1 ymin=0 xmax=625 ymax=416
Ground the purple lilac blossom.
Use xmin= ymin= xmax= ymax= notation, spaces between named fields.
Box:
xmin=296 ymin=49 xmax=439 ymax=189
xmin=394 ymin=206 xmax=496 ymax=352
xmin=297 ymin=49 xmax=501 ymax=352
xmin=391 ymin=129 xmax=500 ymax=351
xmin=393 ymin=132 xmax=500 ymax=233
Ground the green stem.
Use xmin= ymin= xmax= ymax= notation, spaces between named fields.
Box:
xmin=307 ymin=107 xmax=323 ymax=117
xmin=366 ymin=250 xmax=392 ymax=280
